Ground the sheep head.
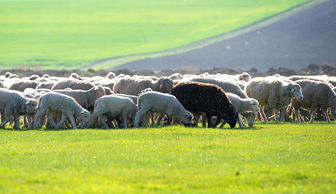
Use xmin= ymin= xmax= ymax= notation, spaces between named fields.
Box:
xmin=221 ymin=103 xmax=238 ymax=128
xmin=155 ymin=77 xmax=174 ymax=93
xmin=288 ymin=83 xmax=304 ymax=100
xmin=180 ymin=111 xmax=193 ymax=127
xmin=78 ymin=110 xmax=91 ymax=128
xmin=25 ymin=99 xmax=38 ymax=114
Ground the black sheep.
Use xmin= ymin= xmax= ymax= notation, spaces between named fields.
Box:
xmin=172 ymin=82 xmax=238 ymax=128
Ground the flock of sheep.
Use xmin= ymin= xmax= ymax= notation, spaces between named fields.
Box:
xmin=0 ymin=71 xmax=335 ymax=130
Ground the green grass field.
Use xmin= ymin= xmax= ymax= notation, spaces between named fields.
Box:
xmin=0 ymin=0 xmax=309 ymax=69
xmin=0 ymin=123 xmax=335 ymax=193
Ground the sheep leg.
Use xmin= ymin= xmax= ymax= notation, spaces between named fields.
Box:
xmin=86 ymin=110 xmax=105 ymax=128
xmin=192 ymin=113 xmax=200 ymax=127
xmin=260 ymin=106 xmax=268 ymax=122
xmin=66 ymin=113 xmax=77 ymax=129
xmin=273 ymin=109 xmax=279 ymax=123
xmin=206 ymin=115 xmax=214 ymax=128
xmin=0 ymin=116 xmax=11 ymax=129
xmin=99 ymin=115 xmax=110 ymax=129
xmin=33 ymin=107 xmax=48 ymax=129
xmin=55 ymin=114 xmax=67 ymax=129
xmin=219 ymin=119 xmax=226 ymax=128
xmin=46 ymin=111 xmax=57 ymax=128
xmin=121 ymin=112 xmax=128 ymax=129
xmin=0 ymin=108 xmax=13 ymax=129
xmin=309 ymin=107 xmax=317 ymax=124
xmin=294 ymin=108 xmax=300 ymax=123
xmin=13 ymin=115 xmax=21 ymax=130
xmin=134 ymin=107 xmax=151 ymax=128
xmin=237 ymin=114 xmax=246 ymax=128
xmin=202 ymin=113 xmax=207 ymax=128
xmin=325 ymin=110 xmax=331 ymax=123
xmin=155 ymin=114 xmax=165 ymax=126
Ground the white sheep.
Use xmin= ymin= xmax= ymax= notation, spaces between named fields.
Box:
xmin=292 ymin=80 xmax=336 ymax=123
xmin=54 ymin=86 xmax=106 ymax=111
xmin=85 ymin=95 xmax=137 ymax=128
xmin=0 ymin=89 xmax=38 ymax=130
xmin=134 ymin=91 xmax=193 ymax=127
xmin=113 ymin=76 xmax=174 ymax=95
xmin=33 ymin=92 xmax=90 ymax=129
xmin=245 ymin=76 xmax=303 ymax=123
xmin=221 ymin=93 xmax=259 ymax=128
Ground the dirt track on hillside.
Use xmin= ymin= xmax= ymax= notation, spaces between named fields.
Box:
xmin=112 ymin=0 xmax=336 ymax=71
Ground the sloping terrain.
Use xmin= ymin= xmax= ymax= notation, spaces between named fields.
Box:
xmin=114 ymin=0 xmax=336 ymax=71
xmin=0 ymin=0 xmax=308 ymax=69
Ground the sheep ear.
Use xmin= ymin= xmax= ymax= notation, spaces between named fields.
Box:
xmin=25 ymin=100 xmax=34 ymax=105
xmin=287 ymin=84 xmax=294 ymax=92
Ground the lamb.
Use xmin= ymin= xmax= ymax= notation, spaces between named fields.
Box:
xmin=245 ymin=76 xmax=303 ymax=122
xmin=134 ymin=91 xmax=193 ymax=127
xmin=85 ymin=95 xmax=137 ymax=128
xmin=51 ymin=79 xmax=95 ymax=90
xmin=36 ymin=82 xmax=55 ymax=90
xmin=28 ymin=75 xmax=40 ymax=81
xmin=54 ymin=86 xmax=106 ymax=111
xmin=222 ymin=93 xmax=259 ymax=128
xmin=238 ymin=72 xmax=252 ymax=82
xmin=106 ymin=72 xmax=116 ymax=79
xmin=8 ymin=80 xmax=38 ymax=92
xmin=33 ymin=92 xmax=90 ymax=129
xmin=171 ymin=82 xmax=238 ymax=128
xmin=0 ymin=89 xmax=38 ymax=129
xmin=113 ymin=76 xmax=174 ymax=95
xmin=292 ymin=80 xmax=336 ymax=123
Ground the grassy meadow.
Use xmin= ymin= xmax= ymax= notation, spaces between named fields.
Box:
xmin=0 ymin=123 xmax=335 ymax=193
xmin=0 ymin=0 xmax=309 ymax=69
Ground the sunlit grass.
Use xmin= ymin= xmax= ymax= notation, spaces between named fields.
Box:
xmin=0 ymin=123 xmax=335 ymax=193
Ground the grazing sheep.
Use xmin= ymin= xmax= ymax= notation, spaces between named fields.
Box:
xmin=106 ymin=72 xmax=116 ymax=79
xmin=245 ymin=77 xmax=303 ymax=123
xmin=113 ymin=94 xmax=138 ymax=104
xmin=69 ymin=73 xmax=82 ymax=80
xmin=113 ymin=76 xmax=174 ymax=95
xmin=36 ymin=82 xmax=55 ymax=90
xmin=33 ymin=92 xmax=90 ymax=129
xmin=28 ymin=75 xmax=40 ymax=81
xmin=51 ymin=79 xmax=95 ymax=90
xmin=8 ymin=80 xmax=38 ymax=92
xmin=134 ymin=91 xmax=193 ymax=127
xmin=103 ymin=87 xmax=114 ymax=95
xmin=172 ymin=82 xmax=238 ymax=128
xmin=86 ymin=95 xmax=137 ymax=128
xmin=184 ymin=77 xmax=247 ymax=98
xmin=169 ymin=73 xmax=183 ymax=80
xmin=0 ymin=89 xmax=38 ymax=129
xmin=223 ymin=93 xmax=259 ymax=128
xmin=238 ymin=72 xmax=252 ymax=82
xmin=54 ymin=86 xmax=106 ymax=111
xmin=292 ymin=80 xmax=336 ymax=123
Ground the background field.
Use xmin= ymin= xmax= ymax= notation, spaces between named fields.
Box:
xmin=0 ymin=123 xmax=335 ymax=193
xmin=0 ymin=0 xmax=308 ymax=69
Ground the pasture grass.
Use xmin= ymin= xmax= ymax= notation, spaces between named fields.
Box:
xmin=0 ymin=122 xmax=335 ymax=193
xmin=0 ymin=0 xmax=309 ymax=69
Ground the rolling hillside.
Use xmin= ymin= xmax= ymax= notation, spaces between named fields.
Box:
xmin=112 ymin=0 xmax=336 ymax=71
xmin=0 ymin=0 xmax=308 ymax=69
